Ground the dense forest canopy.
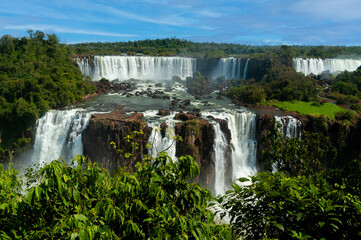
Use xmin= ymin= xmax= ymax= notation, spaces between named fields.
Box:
xmin=0 ymin=31 xmax=94 ymax=157
xmin=71 ymin=38 xmax=361 ymax=59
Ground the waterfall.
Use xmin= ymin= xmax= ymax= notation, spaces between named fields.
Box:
xmin=144 ymin=111 xmax=178 ymax=161
xmin=147 ymin=120 xmax=177 ymax=161
xmin=77 ymin=56 xmax=196 ymax=81
xmin=274 ymin=116 xmax=302 ymax=139
xmin=204 ymin=111 xmax=257 ymax=190
xmin=213 ymin=122 xmax=229 ymax=195
xmin=212 ymin=57 xmax=245 ymax=80
xmin=243 ymin=58 xmax=250 ymax=80
xmin=31 ymin=109 xmax=92 ymax=165
xmin=29 ymin=107 xmax=259 ymax=196
xmin=228 ymin=112 xmax=257 ymax=181
xmin=293 ymin=58 xmax=361 ymax=75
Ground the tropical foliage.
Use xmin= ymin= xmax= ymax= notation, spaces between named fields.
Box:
xmin=217 ymin=172 xmax=361 ymax=240
xmin=0 ymin=154 xmax=232 ymax=239
xmin=223 ymin=66 xmax=319 ymax=104
xmin=217 ymin=126 xmax=361 ymax=239
xmin=0 ymin=31 xmax=94 ymax=157
xmin=186 ymin=72 xmax=213 ymax=96
xmin=328 ymin=66 xmax=361 ymax=104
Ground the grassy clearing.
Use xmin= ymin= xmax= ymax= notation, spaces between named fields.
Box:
xmin=273 ymin=101 xmax=348 ymax=119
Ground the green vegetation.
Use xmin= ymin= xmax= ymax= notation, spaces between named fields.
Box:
xmin=223 ymin=67 xmax=319 ymax=104
xmin=186 ymin=72 xmax=213 ymax=96
xmin=217 ymin=172 xmax=361 ymax=239
xmin=217 ymin=127 xmax=361 ymax=239
xmin=326 ymin=66 xmax=361 ymax=104
xmin=71 ymin=38 xmax=361 ymax=59
xmin=261 ymin=130 xmax=335 ymax=175
xmin=221 ymin=46 xmax=321 ymax=105
xmin=0 ymin=154 xmax=232 ymax=239
xmin=0 ymin=31 xmax=95 ymax=157
xmin=273 ymin=101 xmax=349 ymax=119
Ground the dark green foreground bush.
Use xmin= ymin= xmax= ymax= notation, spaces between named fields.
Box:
xmin=0 ymin=154 xmax=232 ymax=239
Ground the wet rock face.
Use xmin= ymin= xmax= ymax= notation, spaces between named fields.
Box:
xmin=195 ymin=58 xmax=219 ymax=77
xmin=175 ymin=118 xmax=216 ymax=190
xmin=255 ymin=114 xmax=275 ymax=170
xmin=301 ymin=116 xmax=361 ymax=166
xmin=256 ymin=113 xmax=361 ymax=170
xmin=247 ymin=58 xmax=271 ymax=81
xmin=92 ymin=80 xmax=131 ymax=95
xmin=81 ymin=109 xmax=223 ymax=190
xmin=157 ymin=109 xmax=170 ymax=116
xmin=174 ymin=112 xmax=198 ymax=121
xmin=82 ymin=110 xmax=151 ymax=172
xmin=160 ymin=122 xmax=168 ymax=138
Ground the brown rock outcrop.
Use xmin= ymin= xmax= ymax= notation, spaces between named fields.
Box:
xmin=82 ymin=110 xmax=151 ymax=171
xmin=175 ymin=118 xmax=216 ymax=191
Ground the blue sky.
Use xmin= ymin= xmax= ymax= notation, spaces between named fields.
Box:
xmin=1 ymin=0 xmax=361 ymax=45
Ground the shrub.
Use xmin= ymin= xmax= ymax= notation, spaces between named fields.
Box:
xmin=0 ymin=155 xmax=233 ymax=239
xmin=217 ymin=172 xmax=361 ymax=239
xmin=334 ymin=110 xmax=356 ymax=122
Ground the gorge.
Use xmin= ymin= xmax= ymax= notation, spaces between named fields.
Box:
xmin=2 ymin=51 xmax=354 ymax=200
xmin=3 ymin=30 xmax=361 ymax=239
xmin=19 ymin=54 xmax=361 ymax=195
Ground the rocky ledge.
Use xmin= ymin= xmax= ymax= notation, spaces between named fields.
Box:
xmin=82 ymin=110 xmax=151 ymax=171
xmin=81 ymin=110 xmax=232 ymax=192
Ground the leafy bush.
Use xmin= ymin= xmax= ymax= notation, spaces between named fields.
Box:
xmin=0 ymin=154 xmax=233 ymax=239
xmin=226 ymin=83 xmax=266 ymax=104
xmin=334 ymin=110 xmax=356 ymax=122
xmin=261 ymin=129 xmax=335 ymax=176
xmin=351 ymin=103 xmax=361 ymax=112
xmin=311 ymin=101 xmax=321 ymax=107
xmin=217 ymin=172 xmax=361 ymax=239
xmin=330 ymin=92 xmax=360 ymax=104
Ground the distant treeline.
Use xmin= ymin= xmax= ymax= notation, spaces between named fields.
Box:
xmin=70 ymin=38 xmax=361 ymax=59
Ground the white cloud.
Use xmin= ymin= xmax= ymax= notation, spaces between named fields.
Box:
xmin=293 ymin=0 xmax=361 ymax=21
xmin=4 ymin=25 xmax=138 ymax=37
xmin=198 ymin=10 xmax=220 ymax=18
xmin=102 ymin=5 xmax=195 ymax=26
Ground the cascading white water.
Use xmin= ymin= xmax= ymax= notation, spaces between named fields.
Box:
xmin=148 ymin=121 xmax=177 ymax=161
xmin=274 ymin=116 xmax=302 ymax=139
xmin=29 ymin=106 xmax=259 ymax=196
xmin=213 ymin=122 xmax=229 ymax=195
xmin=31 ymin=109 xmax=92 ymax=165
xmin=243 ymin=58 xmax=250 ymax=80
xmin=228 ymin=112 xmax=258 ymax=181
xmin=77 ymin=56 xmax=196 ymax=81
xmin=143 ymin=111 xmax=178 ymax=161
xmin=293 ymin=58 xmax=361 ymax=75
xmin=212 ymin=57 xmax=248 ymax=80
xmin=204 ymin=111 xmax=258 ymax=191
